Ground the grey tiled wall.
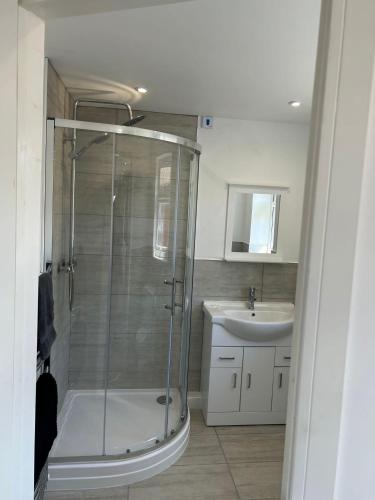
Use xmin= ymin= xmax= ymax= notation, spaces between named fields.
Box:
xmin=47 ymin=63 xmax=73 ymax=411
xmin=188 ymin=260 xmax=298 ymax=390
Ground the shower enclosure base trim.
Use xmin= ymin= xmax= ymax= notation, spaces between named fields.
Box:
xmin=47 ymin=411 xmax=190 ymax=491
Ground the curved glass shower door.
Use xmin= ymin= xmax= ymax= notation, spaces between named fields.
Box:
xmin=48 ymin=117 xmax=200 ymax=468
xmin=104 ymin=135 xmax=182 ymax=454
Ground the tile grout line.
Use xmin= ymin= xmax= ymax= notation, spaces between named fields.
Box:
xmin=214 ymin=426 xmax=242 ymax=500
xmin=214 ymin=425 xmax=285 ymax=500
xmin=214 ymin=429 xmax=286 ymax=464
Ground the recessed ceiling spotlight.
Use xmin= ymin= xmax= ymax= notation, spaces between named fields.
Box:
xmin=288 ymin=100 xmax=301 ymax=108
xmin=136 ymin=86 xmax=148 ymax=94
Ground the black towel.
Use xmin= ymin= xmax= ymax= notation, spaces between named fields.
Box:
xmin=34 ymin=373 xmax=58 ymax=486
xmin=38 ymin=272 xmax=56 ymax=360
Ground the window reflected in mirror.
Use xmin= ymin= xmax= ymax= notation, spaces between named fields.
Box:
xmin=231 ymin=191 xmax=281 ymax=254
xmin=153 ymin=153 xmax=173 ymax=260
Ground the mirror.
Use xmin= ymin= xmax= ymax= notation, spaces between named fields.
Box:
xmin=231 ymin=191 xmax=280 ymax=254
xmin=225 ymin=185 xmax=288 ymax=262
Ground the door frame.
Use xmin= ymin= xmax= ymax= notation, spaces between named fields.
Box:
xmin=4 ymin=1 xmax=375 ymax=498
xmin=282 ymin=0 xmax=375 ymax=498
xmin=0 ymin=5 xmax=45 ymax=500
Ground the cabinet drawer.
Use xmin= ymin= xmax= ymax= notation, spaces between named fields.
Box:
xmin=275 ymin=347 xmax=292 ymax=366
xmin=210 ymin=347 xmax=243 ymax=367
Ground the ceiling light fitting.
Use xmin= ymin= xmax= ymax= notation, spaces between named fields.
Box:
xmin=288 ymin=100 xmax=301 ymax=108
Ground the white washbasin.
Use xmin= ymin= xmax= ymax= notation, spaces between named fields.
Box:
xmin=203 ymin=301 xmax=294 ymax=341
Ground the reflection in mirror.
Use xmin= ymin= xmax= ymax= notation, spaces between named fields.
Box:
xmin=231 ymin=191 xmax=281 ymax=255
xmin=153 ymin=153 xmax=173 ymax=260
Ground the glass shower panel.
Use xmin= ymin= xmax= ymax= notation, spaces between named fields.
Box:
xmin=164 ymin=147 xmax=199 ymax=432
xmin=104 ymin=135 xmax=180 ymax=455
xmin=49 ymin=125 xmax=72 ymax=420
xmin=69 ymin=128 xmax=115 ymax=457
xmin=177 ymin=150 xmax=199 ymax=420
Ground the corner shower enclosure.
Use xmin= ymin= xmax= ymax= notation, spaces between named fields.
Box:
xmin=45 ymin=110 xmax=200 ymax=490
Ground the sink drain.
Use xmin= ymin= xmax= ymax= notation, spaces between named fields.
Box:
xmin=156 ymin=395 xmax=173 ymax=405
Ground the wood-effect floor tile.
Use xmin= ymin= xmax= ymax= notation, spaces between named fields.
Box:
xmin=44 ymin=485 xmax=128 ymax=499
xmin=218 ymin=433 xmax=285 ymax=464
xmin=190 ymin=409 xmax=216 ymax=436
xmin=128 ymin=464 xmax=239 ymax=500
xmin=175 ymin=432 xmax=226 ymax=466
xmin=229 ymin=461 xmax=282 ymax=499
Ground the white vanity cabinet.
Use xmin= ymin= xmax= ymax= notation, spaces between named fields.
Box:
xmin=240 ymin=347 xmax=275 ymax=413
xmin=207 ymin=368 xmax=242 ymax=412
xmin=206 ymin=347 xmax=243 ymax=413
xmin=201 ymin=303 xmax=293 ymax=426
xmin=272 ymin=367 xmax=290 ymax=413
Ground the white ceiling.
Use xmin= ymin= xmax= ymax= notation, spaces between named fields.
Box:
xmin=22 ymin=0 xmax=194 ymax=19
xmin=45 ymin=0 xmax=321 ymax=123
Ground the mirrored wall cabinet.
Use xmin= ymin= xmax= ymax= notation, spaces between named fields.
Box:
xmin=225 ymin=184 xmax=297 ymax=263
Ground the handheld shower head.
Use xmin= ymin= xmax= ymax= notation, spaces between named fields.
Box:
xmin=93 ymin=132 xmax=110 ymax=144
xmin=70 ymin=107 xmax=146 ymax=161
xmin=122 ymin=115 xmax=145 ymax=127
xmin=70 ymin=132 xmax=110 ymax=160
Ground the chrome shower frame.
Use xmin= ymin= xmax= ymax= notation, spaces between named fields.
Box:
xmin=45 ymin=116 xmax=201 ymax=490
xmin=68 ymin=99 xmax=145 ymax=310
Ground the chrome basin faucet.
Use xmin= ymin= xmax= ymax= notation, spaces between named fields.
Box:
xmin=248 ymin=287 xmax=256 ymax=310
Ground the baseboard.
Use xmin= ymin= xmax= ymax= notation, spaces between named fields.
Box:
xmin=188 ymin=391 xmax=202 ymax=409
xmin=204 ymin=411 xmax=286 ymax=426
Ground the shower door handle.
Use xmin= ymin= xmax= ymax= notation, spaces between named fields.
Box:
xmin=69 ymin=271 xmax=74 ymax=311
xmin=164 ymin=277 xmax=176 ymax=316
xmin=164 ymin=302 xmax=184 ymax=310
xmin=175 ymin=279 xmax=185 ymax=315
xmin=68 ymin=259 xmax=76 ymax=311
xmin=163 ymin=278 xmax=185 ymax=315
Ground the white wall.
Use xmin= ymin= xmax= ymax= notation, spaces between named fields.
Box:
xmin=21 ymin=0 xmax=193 ymax=19
xmin=195 ymin=117 xmax=309 ymax=261
xmin=0 ymin=4 xmax=45 ymax=499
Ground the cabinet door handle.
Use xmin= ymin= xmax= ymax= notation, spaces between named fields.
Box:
xmin=247 ymin=373 xmax=252 ymax=389
xmin=283 ymin=356 xmax=291 ymax=360
xmin=278 ymin=373 xmax=283 ymax=388
xmin=219 ymin=356 xmax=235 ymax=360
xmin=233 ymin=372 xmax=237 ymax=388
